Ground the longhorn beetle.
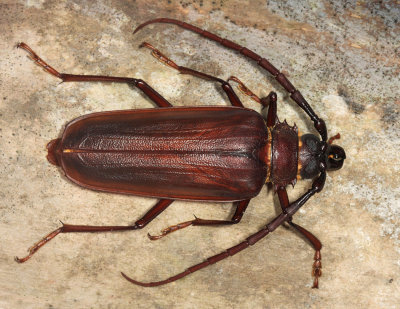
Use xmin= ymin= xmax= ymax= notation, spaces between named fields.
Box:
xmin=16 ymin=18 xmax=346 ymax=288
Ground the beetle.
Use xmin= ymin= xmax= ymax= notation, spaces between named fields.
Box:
xmin=16 ymin=18 xmax=345 ymax=288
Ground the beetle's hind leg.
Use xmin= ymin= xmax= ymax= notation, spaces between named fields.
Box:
xmin=277 ymin=187 xmax=322 ymax=288
xmin=15 ymin=199 xmax=173 ymax=263
xmin=148 ymin=199 xmax=250 ymax=240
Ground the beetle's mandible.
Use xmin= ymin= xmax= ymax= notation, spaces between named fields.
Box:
xmin=16 ymin=18 xmax=346 ymax=288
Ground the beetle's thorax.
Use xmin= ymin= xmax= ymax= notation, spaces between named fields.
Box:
xmin=268 ymin=120 xmax=299 ymax=190
xmin=265 ymin=121 xmax=330 ymax=189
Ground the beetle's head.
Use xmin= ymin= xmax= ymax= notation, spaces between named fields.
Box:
xmin=322 ymin=133 xmax=346 ymax=171
xmin=299 ymin=133 xmax=345 ymax=179
xmin=324 ymin=143 xmax=346 ymax=171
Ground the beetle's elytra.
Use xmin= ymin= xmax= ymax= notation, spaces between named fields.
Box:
xmin=16 ymin=18 xmax=345 ymax=289
xmin=48 ymin=107 xmax=268 ymax=201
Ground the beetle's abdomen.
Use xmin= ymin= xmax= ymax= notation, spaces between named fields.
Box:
xmin=49 ymin=107 xmax=268 ymax=201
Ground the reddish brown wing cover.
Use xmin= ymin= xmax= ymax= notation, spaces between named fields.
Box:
xmin=56 ymin=106 xmax=268 ymax=201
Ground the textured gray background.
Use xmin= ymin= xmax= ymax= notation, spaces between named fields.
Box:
xmin=1 ymin=0 xmax=399 ymax=308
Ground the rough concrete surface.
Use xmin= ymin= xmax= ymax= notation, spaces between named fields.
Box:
xmin=1 ymin=1 xmax=399 ymax=308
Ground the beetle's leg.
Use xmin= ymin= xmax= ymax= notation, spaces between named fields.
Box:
xmin=277 ymin=187 xmax=322 ymax=288
xmin=134 ymin=19 xmax=327 ymax=140
xmin=17 ymin=42 xmax=172 ymax=107
xmin=264 ymin=91 xmax=278 ymax=127
xmin=15 ymin=199 xmax=173 ymax=263
xmin=122 ymin=172 xmax=326 ymax=287
xmin=148 ymin=199 xmax=250 ymax=240
xmin=228 ymin=76 xmax=278 ymax=123
xmin=228 ymin=75 xmax=278 ymax=124
xmin=228 ymin=76 xmax=278 ymax=126
xmin=227 ymin=76 xmax=262 ymax=104
xmin=228 ymin=75 xmax=278 ymax=125
xmin=140 ymin=42 xmax=244 ymax=107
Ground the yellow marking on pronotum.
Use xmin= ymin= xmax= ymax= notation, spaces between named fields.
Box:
xmin=297 ymin=129 xmax=302 ymax=180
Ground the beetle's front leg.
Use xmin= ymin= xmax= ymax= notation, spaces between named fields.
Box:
xmin=277 ymin=186 xmax=323 ymax=288
xmin=148 ymin=199 xmax=250 ymax=240
xmin=15 ymin=199 xmax=173 ymax=263
xmin=122 ymin=173 xmax=327 ymax=287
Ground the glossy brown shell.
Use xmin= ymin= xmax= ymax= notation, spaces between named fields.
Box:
xmin=49 ymin=106 xmax=269 ymax=201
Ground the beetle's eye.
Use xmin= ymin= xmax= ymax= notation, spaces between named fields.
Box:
xmin=328 ymin=154 xmax=341 ymax=161
xmin=326 ymin=145 xmax=346 ymax=171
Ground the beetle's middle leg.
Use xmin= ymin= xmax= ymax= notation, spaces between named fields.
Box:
xmin=277 ymin=186 xmax=322 ymax=288
xmin=15 ymin=199 xmax=174 ymax=263
xmin=140 ymin=42 xmax=245 ymax=107
xmin=141 ymin=42 xmax=279 ymax=119
xmin=228 ymin=76 xmax=278 ymax=126
xmin=148 ymin=199 xmax=250 ymax=240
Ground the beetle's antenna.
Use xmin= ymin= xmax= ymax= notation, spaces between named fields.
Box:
xmin=328 ymin=133 xmax=341 ymax=144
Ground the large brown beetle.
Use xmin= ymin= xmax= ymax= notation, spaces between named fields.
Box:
xmin=16 ymin=18 xmax=345 ymax=288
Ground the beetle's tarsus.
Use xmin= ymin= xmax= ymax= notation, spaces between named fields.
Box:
xmin=148 ymin=220 xmax=195 ymax=240
xmin=14 ymin=256 xmax=26 ymax=263
xmin=227 ymin=76 xmax=262 ymax=104
xmin=147 ymin=232 xmax=164 ymax=240
xmin=17 ymin=42 xmax=63 ymax=80
xmin=15 ymin=226 xmax=63 ymax=263
xmin=140 ymin=42 xmax=179 ymax=71
xmin=311 ymin=250 xmax=322 ymax=288
xmin=15 ymin=247 xmax=36 ymax=263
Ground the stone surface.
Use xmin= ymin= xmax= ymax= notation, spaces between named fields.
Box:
xmin=0 ymin=1 xmax=399 ymax=308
